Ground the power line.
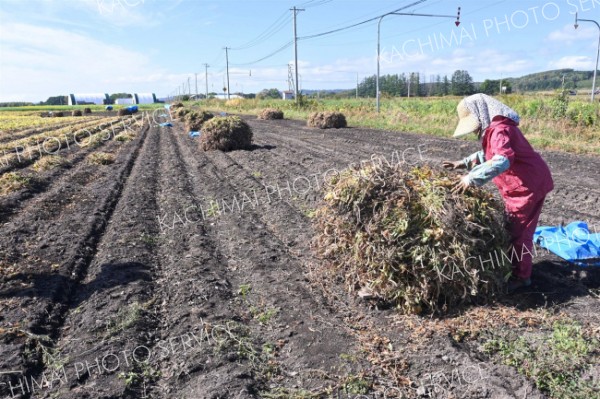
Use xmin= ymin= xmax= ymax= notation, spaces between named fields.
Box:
xmin=382 ymin=0 xmax=507 ymax=40
xmin=218 ymin=1 xmax=428 ymax=71
xmin=230 ymin=41 xmax=293 ymax=66
xmin=230 ymin=10 xmax=292 ymax=50
xmin=298 ymin=0 xmax=418 ymax=37
xmin=299 ymin=0 xmax=334 ymax=8
xmin=298 ymin=0 xmax=427 ymax=41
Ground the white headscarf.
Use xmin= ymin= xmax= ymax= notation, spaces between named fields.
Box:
xmin=463 ymin=93 xmax=520 ymax=131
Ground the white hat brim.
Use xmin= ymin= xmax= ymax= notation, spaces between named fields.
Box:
xmin=453 ymin=113 xmax=479 ymax=137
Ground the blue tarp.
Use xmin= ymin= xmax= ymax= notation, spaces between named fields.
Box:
xmin=189 ymin=131 xmax=200 ymax=138
xmin=534 ymin=221 xmax=600 ymax=266
xmin=219 ymin=112 xmax=227 ymax=116
xmin=105 ymin=105 xmax=113 ymax=111
xmin=159 ymin=122 xmax=173 ymax=127
xmin=126 ymin=105 xmax=138 ymax=113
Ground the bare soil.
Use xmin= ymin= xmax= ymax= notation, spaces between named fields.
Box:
xmin=0 ymin=116 xmax=598 ymax=398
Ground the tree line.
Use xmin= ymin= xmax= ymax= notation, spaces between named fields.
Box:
xmin=356 ymin=70 xmax=486 ymax=97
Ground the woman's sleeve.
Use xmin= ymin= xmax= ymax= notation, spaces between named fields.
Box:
xmin=466 ymin=154 xmax=510 ymax=186
xmin=462 ymin=151 xmax=485 ymax=170
xmin=465 ymin=126 xmax=514 ymax=186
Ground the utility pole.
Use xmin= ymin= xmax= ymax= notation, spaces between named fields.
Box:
xmin=224 ymin=47 xmax=231 ymax=100
xmin=195 ymin=73 xmax=198 ymax=98
xmin=574 ymin=13 xmax=599 ymax=102
xmin=291 ymin=6 xmax=304 ymax=104
xmin=356 ymin=73 xmax=359 ymax=99
xmin=203 ymin=63 xmax=209 ymax=99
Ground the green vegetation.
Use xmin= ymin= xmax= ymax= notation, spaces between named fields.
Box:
xmin=483 ymin=321 xmax=599 ymax=399
xmin=507 ymin=69 xmax=596 ymax=91
xmin=87 ymin=152 xmax=116 ymax=165
xmin=104 ymin=301 xmax=144 ymax=337
xmin=0 ymin=172 xmax=32 ymax=195
xmin=238 ymin=283 xmax=252 ymax=299
xmin=118 ymin=361 xmax=161 ymax=388
xmin=251 ymin=306 xmax=278 ymax=325
xmin=32 ymin=155 xmax=70 ymax=171
xmin=257 ymin=88 xmax=282 ymax=100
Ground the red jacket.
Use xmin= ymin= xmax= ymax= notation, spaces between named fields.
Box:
xmin=482 ymin=116 xmax=553 ymax=212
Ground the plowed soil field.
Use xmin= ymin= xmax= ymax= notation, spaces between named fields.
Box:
xmin=1 ymin=114 xmax=598 ymax=399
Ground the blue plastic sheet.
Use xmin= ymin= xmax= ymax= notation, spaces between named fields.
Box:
xmin=126 ymin=105 xmax=138 ymax=113
xmin=105 ymin=105 xmax=113 ymax=111
xmin=159 ymin=122 xmax=173 ymax=127
xmin=534 ymin=221 xmax=600 ymax=266
xmin=189 ymin=131 xmax=201 ymax=138
xmin=219 ymin=112 xmax=227 ymax=116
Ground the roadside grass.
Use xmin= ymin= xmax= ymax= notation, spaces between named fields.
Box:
xmin=197 ymin=94 xmax=600 ymax=155
xmin=482 ymin=320 xmax=599 ymax=399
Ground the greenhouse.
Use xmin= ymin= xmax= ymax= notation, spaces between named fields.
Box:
xmin=68 ymin=93 xmax=110 ymax=105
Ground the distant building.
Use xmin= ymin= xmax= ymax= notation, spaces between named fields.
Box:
xmin=115 ymin=97 xmax=135 ymax=105
xmin=134 ymin=93 xmax=157 ymax=104
xmin=282 ymin=90 xmax=294 ymax=100
xmin=210 ymin=94 xmax=244 ymax=100
xmin=68 ymin=93 xmax=110 ymax=105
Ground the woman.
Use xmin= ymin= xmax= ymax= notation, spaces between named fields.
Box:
xmin=443 ymin=94 xmax=554 ymax=292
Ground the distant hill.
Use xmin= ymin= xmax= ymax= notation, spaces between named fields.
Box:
xmin=504 ymin=69 xmax=595 ymax=92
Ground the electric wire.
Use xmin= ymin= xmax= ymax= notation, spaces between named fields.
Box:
xmin=230 ymin=40 xmax=294 ymax=66
xmin=230 ymin=10 xmax=292 ymax=50
xmin=382 ymin=0 xmax=507 ymax=40
xmin=299 ymin=0 xmax=334 ymax=8
xmin=187 ymin=0 xmax=434 ymax=90
xmin=298 ymin=0 xmax=427 ymax=41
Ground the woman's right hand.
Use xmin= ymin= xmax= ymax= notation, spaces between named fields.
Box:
xmin=442 ymin=160 xmax=466 ymax=170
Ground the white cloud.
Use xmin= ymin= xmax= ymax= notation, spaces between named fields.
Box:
xmin=0 ymin=22 xmax=187 ymax=102
xmin=548 ymin=55 xmax=595 ymax=70
xmin=547 ymin=24 xmax=596 ymax=44
xmin=77 ymin=0 xmax=180 ymax=28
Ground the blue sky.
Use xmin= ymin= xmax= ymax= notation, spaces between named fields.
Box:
xmin=0 ymin=0 xmax=599 ymax=102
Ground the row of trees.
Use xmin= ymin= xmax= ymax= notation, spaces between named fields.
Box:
xmin=356 ymin=70 xmax=478 ymax=97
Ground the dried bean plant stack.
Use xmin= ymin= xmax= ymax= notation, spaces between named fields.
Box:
xmin=312 ymin=160 xmax=510 ymax=314
xmin=307 ymin=111 xmax=347 ymax=129
xmin=257 ymin=108 xmax=284 ymax=120
xmin=200 ymin=116 xmax=253 ymax=152
xmin=184 ymin=110 xmax=214 ymax=131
